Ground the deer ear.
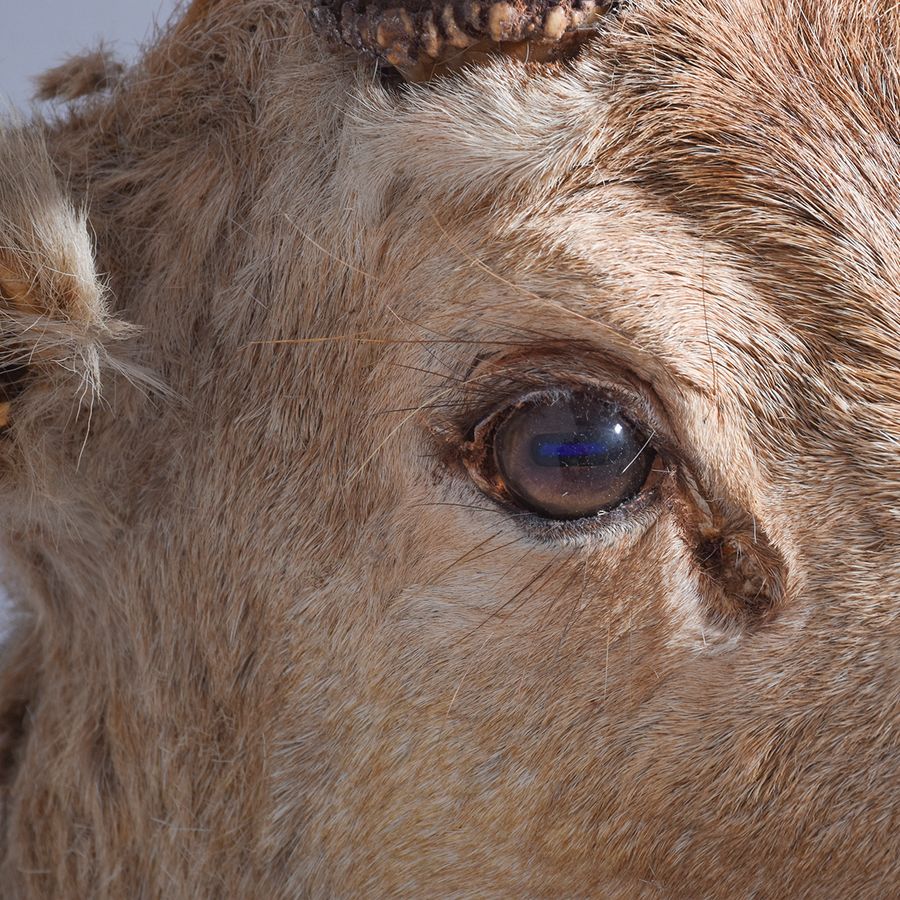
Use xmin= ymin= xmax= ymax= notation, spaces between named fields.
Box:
xmin=0 ymin=127 xmax=122 ymax=443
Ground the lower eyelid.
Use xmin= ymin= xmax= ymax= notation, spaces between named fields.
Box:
xmin=490 ymin=480 xmax=667 ymax=547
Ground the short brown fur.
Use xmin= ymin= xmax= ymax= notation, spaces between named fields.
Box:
xmin=1 ymin=1 xmax=899 ymax=896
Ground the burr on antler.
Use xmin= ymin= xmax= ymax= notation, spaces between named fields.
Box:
xmin=307 ymin=0 xmax=613 ymax=80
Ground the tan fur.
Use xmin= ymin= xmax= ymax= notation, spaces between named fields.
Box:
xmin=1 ymin=0 xmax=899 ymax=896
xmin=33 ymin=48 xmax=124 ymax=103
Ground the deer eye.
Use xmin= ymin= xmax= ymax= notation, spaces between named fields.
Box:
xmin=481 ymin=390 xmax=656 ymax=521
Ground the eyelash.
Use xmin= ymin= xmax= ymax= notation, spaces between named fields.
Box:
xmin=480 ymin=481 xmax=666 ymax=547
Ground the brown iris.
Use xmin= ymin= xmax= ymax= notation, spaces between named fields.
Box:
xmin=490 ymin=391 xmax=656 ymax=520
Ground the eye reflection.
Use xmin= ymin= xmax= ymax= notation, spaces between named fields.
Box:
xmin=491 ymin=391 xmax=655 ymax=520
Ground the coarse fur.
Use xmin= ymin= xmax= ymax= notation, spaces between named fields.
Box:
xmin=1 ymin=0 xmax=899 ymax=896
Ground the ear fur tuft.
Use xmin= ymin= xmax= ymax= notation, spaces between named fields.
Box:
xmin=0 ymin=126 xmax=130 ymax=444
xmin=33 ymin=48 xmax=124 ymax=103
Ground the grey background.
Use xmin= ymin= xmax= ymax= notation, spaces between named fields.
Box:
xmin=4 ymin=1 xmax=179 ymax=109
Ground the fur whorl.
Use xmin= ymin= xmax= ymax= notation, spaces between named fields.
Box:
xmin=308 ymin=0 xmax=613 ymax=78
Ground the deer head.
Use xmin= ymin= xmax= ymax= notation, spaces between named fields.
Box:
xmin=1 ymin=1 xmax=898 ymax=896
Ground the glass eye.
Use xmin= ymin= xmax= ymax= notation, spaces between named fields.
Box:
xmin=489 ymin=391 xmax=656 ymax=520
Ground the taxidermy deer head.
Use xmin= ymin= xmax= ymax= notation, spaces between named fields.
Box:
xmin=1 ymin=0 xmax=899 ymax=896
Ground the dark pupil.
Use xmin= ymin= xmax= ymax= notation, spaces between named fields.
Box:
xmin=493 ymin=393 xmax=654 ymax=520
xmin=531 ymin=433 xmax=618 ymax=467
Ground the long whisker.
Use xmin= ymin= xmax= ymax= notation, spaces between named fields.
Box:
xmin=428 ymin=531 xmax=504 ymax=584
xmin=242 ymin=336 xmax=532 ymax=348
xmin=621 ymin=429 xmax=656 ymax=473
xmin=700 ymin=246 xmax=720 ymax=408
xmin=372 ymin=401 xmax=472 ymax=416
xmin=283 ymin=212 xmax=383 ymax=283
xmin=385 ymin=304 xmax=466 ymax=384
xmin=410 ymin=501 xmax=533 ymax=519
xmin=387 ymin=361 xmax=498 ymax=399
xmin=345 ymin=385 xmax=455 ymax=485
xmin=537 ymin=553 xmax=587 ymax=630
xmin=429 ymin=535 xmax=526 ymax=587
xmin=442 ymin=633 xmax=493 ymax=730
xmin=553 ymin=558 xmax=595 ymax=658
xmin=457 ymin=555 xmax=561 ymax=646
xmin=426 ymin=208 xmax=644 ymax=347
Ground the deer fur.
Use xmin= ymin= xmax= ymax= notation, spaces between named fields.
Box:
xmin=1 ymin=0 xmax=899 ymax=896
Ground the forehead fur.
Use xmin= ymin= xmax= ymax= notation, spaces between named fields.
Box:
xmin=45 ymin=0 xmax=900 ymax=448
xmin=339 ymin=0 xmax=900 ymax=395
xmin=335 ymin=0 xmax=900 ymax=219
xmin=284 ymin=0 xmax=900 ymax=411
xmin=54 ymin=0 xmax=900 ymax=278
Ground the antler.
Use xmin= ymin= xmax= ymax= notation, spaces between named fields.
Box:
xmin=307 ymin=0 xmax=613 ymax=80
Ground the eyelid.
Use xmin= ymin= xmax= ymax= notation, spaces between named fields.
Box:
xmin=454 ymin=359 xmax=677 ymax=460
xmin=477 ymin=483 xmax=665 ymax=546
